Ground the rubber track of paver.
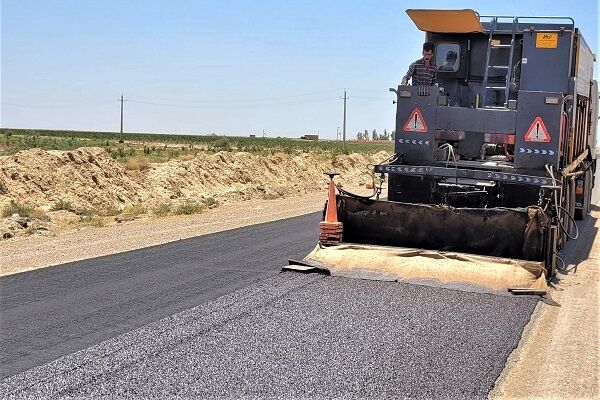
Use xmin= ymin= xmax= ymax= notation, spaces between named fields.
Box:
xmin=1 ymin=272 xmax=537 ymax=399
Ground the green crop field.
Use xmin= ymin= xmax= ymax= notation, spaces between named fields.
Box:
xmin=0 ymin=128 xmax=393 ymax=163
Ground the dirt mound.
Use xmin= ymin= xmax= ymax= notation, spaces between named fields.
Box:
xmin=144 ymin=151 xmax=386 ymax=204
xmin=0 ymin=148 xmax=148 ymax=213
xmin=0 ymin=147 xmax=390 ymax=213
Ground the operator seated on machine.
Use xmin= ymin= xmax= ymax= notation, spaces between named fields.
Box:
xmin=401 ymin=42 xmax=436 ymax=85
xmin=438 ymin=50 xmax=458 ymax=71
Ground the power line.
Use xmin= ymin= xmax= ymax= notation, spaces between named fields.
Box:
xmin=2 ymin=88 xmax=389 ymax=110
xmin=127 ymin=96 xmax=338 ymax=109
xmin=351 ymin=96 xmax=389 ymax=100
xmin=0 ymin=101 xmax=113 ymax=108
xmin=1 ymin=89 xmax=391 ymax=112
xmin=127 ymin=88 xmax=344 ymax=107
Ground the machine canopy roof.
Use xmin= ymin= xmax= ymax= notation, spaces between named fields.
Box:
xmin=406 ymin=9 xmax=485 ymax=33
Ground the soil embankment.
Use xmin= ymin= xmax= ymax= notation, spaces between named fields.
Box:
xmin=0 ymin=147 xmax=389 ymax=239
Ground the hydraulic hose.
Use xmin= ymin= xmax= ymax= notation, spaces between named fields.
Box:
xmin=338 ymin=153 xmax=400 ymax=200
xmin=555 ymin=254 xmax=569 ymax=272
xmin=556 ymin=204 xmax=579 ymax=240
xmin=544 ymin=164 xmax=579 ymax=240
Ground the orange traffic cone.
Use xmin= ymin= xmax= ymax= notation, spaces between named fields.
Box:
xmin=319 ymin=173 xmax=343 ymax=246
xmin=324 ymin=174 xmax=339 ymax=223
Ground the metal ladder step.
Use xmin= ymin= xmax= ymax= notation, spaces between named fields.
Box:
xmin=481 ymin=16 xmax=517 ymax=108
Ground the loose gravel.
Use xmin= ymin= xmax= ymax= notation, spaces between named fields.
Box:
xmin=490 ymin=206 xmax=600 ymax=399
xmin=1 ymin=272 xmax=538 ymax=399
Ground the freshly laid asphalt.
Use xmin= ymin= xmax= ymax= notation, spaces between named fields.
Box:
xmin=2 ymin=200 xmax=597 ymax=398
xmin=2 ymin=273 xmax=537 ymax=399
xmin=0 ymin=212 xmax=320 ymax=379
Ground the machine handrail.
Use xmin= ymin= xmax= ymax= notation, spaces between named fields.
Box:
xmin=478 ymin=15 xmax=575 ymax=33
xmin=514 ymin=16 xmax=575 ymax=32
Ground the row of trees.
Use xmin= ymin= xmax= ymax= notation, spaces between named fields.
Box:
xmin=356 ymin=129 xmax=395 ymax=141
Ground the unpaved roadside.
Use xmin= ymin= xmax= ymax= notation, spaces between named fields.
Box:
xmin=0 ymin=192 xmax=327 ymax=276
xmin=490 ymin=207 xmax=600 ymax=400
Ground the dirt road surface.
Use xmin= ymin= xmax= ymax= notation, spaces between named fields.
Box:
xmin=0 ymin=193 xmax=326 ymax=277
xmin=490 ymin=206 xmax=600 ymax=400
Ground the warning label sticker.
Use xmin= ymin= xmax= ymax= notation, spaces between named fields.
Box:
xmin=536 ymin=33 xmax=558 ymax=48
xmin=524 ymin=117 xmax=551 ymax=143
xmin=403 ymin=108 xmax=428 ymax=133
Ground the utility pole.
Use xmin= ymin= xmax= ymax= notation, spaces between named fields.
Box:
xmin=336 ymin=126 xmax=340 ymax=141
xmin=118 ymin=94 xmax=126 ymax=143
xmin=341 ymin=89 xmax=349 ymax=149
xmin=262 ymin=129 xmax=266 ymax=138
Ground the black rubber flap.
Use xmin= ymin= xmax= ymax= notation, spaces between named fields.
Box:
xmin=336 ymin=196 xmax=546 ymax=261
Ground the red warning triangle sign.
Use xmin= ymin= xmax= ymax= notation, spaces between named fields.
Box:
xmin=524 ymin=117 xmax=551 ymax=143
xmin=403 ymin=108 xmax=428 ymax=133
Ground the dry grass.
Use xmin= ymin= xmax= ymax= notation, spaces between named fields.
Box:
xmin=152 ymin=203 xmax=172 ymax=216
xmin=123 ymin=204 xmax=146 ymax=216
xmin=178 ymin=154 xmax=195 ymax=162
xmin=175 ymin=201 xmax=204 ymax=215
xmin=78 ymin=214 xmax=106 ymax=227
xmin=98 ymin=207 xmax=122 ymax=217
xmin=124 ymin=157 xmax=150 ymax=171
xmin=261 ymin=193 xmax=281 ymax=200
xmin=202 ymin=197 xmax=219 ymax=208
xmin=51 ymin=199 xmax=75 ymax=212
xmin=89 ymin=216 xmax=106 ymax=227
xmin=32 ymin=207 xmax=48 ymax=219
xmin=1 ymin=200 xmax=34 ymax=218
xmin=1 ymin=128 xmax=394 ymax=160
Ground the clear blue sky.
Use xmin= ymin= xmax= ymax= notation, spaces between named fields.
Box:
xmin=1 ymin=0 xmax=598 ymax=139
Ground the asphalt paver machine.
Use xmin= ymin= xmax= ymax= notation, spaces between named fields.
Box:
xmin=296 ymin=9 xmax=598 ymax=295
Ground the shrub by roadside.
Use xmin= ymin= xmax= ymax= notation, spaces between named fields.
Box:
xmin=175 ymin=201 xmax=204 ymax=215
xmin=51 ymin=199 xmax=75 ymax=213
xmin=1 ymin=200 xmax=33 ymax=218
xmin=152 ymin=203 xmax=172 ymax=216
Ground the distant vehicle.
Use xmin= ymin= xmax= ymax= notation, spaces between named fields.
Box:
xmin=300 ymin=134 xmax=319 ymax=141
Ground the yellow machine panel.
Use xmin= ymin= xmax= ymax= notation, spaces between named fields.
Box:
xmin=406 ymin=9 xmax=484 ymax=33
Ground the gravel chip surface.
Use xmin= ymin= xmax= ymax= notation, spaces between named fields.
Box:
xmin=1 ymin=272 xmax=538 ymax=399
xmin=0 ymin=212 xmax=320 ymax=379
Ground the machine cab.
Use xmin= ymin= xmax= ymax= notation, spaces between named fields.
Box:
xmin=391 ymin=9 xmax=595 ymax=172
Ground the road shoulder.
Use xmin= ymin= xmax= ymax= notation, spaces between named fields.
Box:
xmin=490 ymin=207 xmax=600 ymax=399
xmin=0 ymin=193 xmax=325 ymax=276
